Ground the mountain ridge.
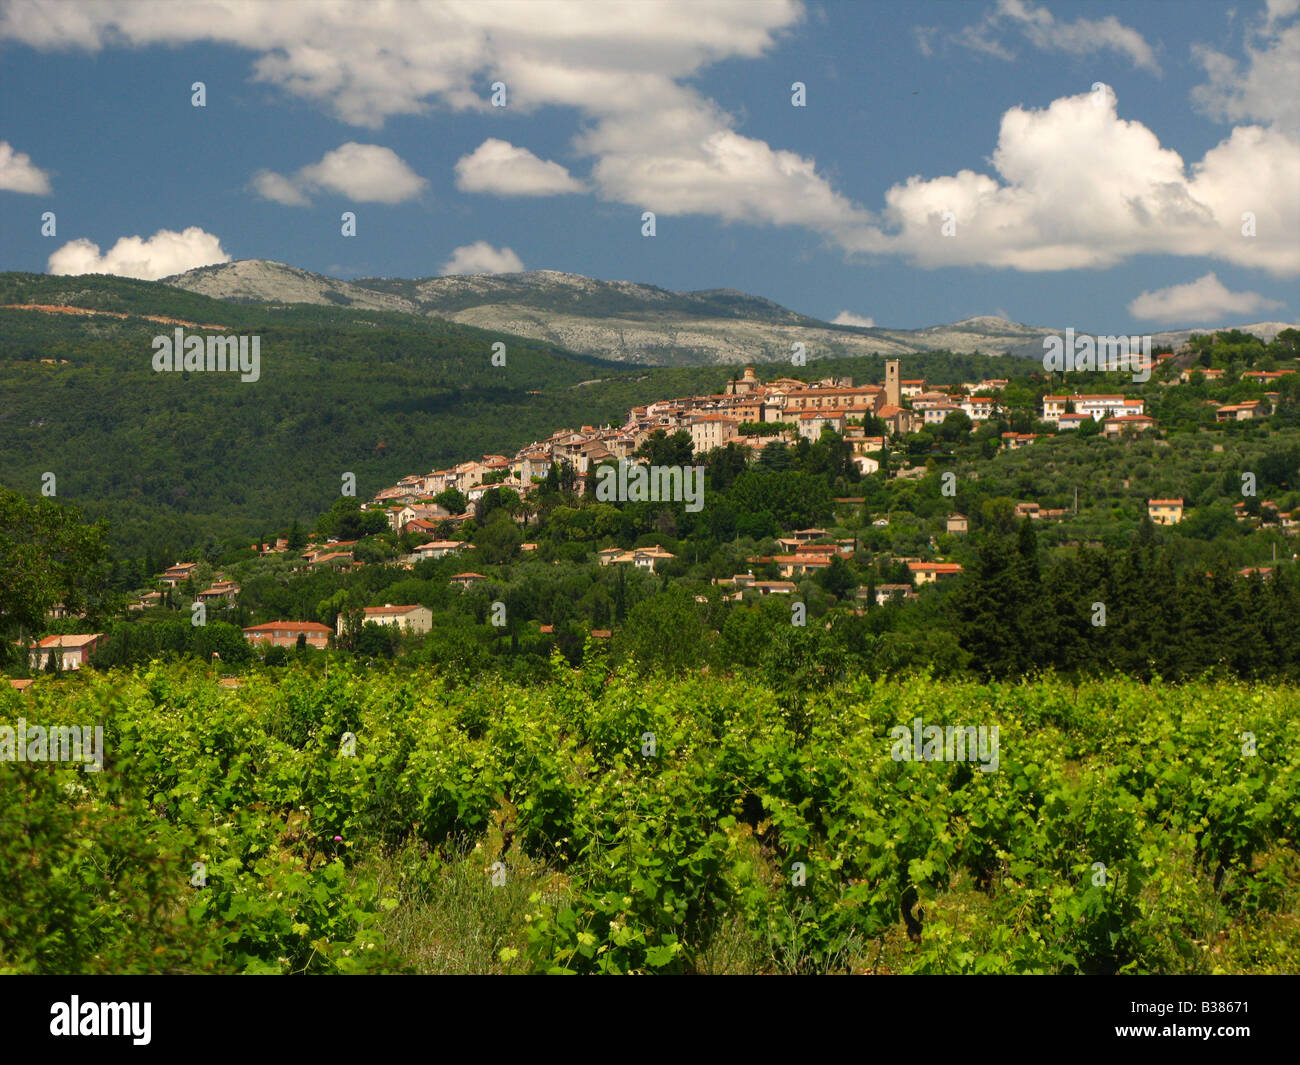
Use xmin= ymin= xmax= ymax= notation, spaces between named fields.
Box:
xmin=153 ymin=258 xmax=1294 ymax=367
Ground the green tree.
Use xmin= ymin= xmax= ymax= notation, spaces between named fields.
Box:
xmin=636 ymin=429 xmax=695 ymax=467
xmin=935 ymin=410 xmax=973 ymax=443
xmin=816 ymin=555 xmax=856 ymax=599
xmin=317 ymin=497 xmax=389 ymax=541
xmin=1270 ymin=327 xmax=1299 ymax=359
xmin=947 ymin=533 xmax=1039 ymax=679
xmin=0 ymin=488 xmax=108 ymax=666
xmin=355 ymin=621 xmax=397 ymax=659
xmin=475 ymin=509 xmax=523 ymax=564
xmin=434 ymin=488 xmax=467 ymax=515
xmin=614 ymin=587 xmax=705 ymax=674
xmin=979 ymin=496 xmax=1017 ymax=535
xmin=353 ymin=537 xmax=396 ymax=564
xmin=1259 ymin=446 xmax=1300 ymax=491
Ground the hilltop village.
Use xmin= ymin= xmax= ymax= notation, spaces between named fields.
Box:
xmin=16 ymin=338 xmax=1300 ymax=677
xmin=363 ymin=355 xmax=1293 ymax=535
xmin=367 ymin=358 xmax=1164 ymax=517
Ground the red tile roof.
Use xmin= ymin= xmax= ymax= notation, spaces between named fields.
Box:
xmin=243 ymin=621 xmax=332 ymax=634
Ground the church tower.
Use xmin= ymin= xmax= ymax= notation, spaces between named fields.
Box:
xmin=885 ymin=359 xmax=901 ymax=407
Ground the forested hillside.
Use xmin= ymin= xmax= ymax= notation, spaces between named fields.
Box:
xmin=0 ymin=271 xmax=1024 ymax=556
xmin=0 ymin=273 xmax=627 ymax=552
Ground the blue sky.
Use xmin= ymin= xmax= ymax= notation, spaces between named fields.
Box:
xmin=0 ymin=0 xmax=1296 ymax=332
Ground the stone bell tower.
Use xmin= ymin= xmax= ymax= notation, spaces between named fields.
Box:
xmin=885 ymin=359 xmax=901 ymax=407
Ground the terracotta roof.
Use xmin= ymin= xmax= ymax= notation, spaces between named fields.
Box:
xmin=30 ymin=633 xmax=102 ymax=648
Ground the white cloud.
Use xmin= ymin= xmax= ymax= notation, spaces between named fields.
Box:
xmin=832 ymin=310 xmax=875 ymax=327
xmin=0 ymin=139 xmax=51 ymax=194
xmin=0 ymin=1 xmax=802 ymax=124
xmin=918 ymin=0 xmax=1160 ymax=73
xmin=851 ymin=87 xmax=1300 ymax=276
xmin=1267 ymin=0 xmax=1300 ymax=27
xmin=439 ymin=241 xmax=524 ymax=276
xmin=998 ymin=0 xmax=1161 ymax=72
xmin=454 ymin=138 xmax=584 ymax=196
xmin=253 ymin=143 xmax=427 ymax=206
xmin=583 ymin=108 xmax=872 ymax=232
xmin=251 ymin=168 xmax=311 ymax=206
xmin=950 ymin=21 xmax=1016 ymax=62
xmin=1128 ymin=273 xmax=1284 ymax=323
xmin=1193 ymin=8 xmax=1300 ymax=136
xmin=1 ymin=2 xmax=853 ymax=243
xmin=46 ymin=226 xmax=230 ymax=279
xmin=8 ymin=1 xmax=1294 ymax=280
xmin=299 ymin=143 xmax=427 ymax=203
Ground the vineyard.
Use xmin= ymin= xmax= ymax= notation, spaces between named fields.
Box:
xmin=2 ymin=661 xmax=1297 ymax=974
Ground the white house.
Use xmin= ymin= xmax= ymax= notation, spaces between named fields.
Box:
xmin=687 ymin=414 xmax=741 ymax=453
xmin=1042 ymin=394 xmax=1143 ymax=425
xmin=29 ymin=633 xmax=104 ymax=671
xmin=413 ymin=540 xmax=469 ymax=560
xmin=339 ymin=604 xmax=432 ymax=636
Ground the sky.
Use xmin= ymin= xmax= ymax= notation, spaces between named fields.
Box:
xmin=0 ymin=0 xmax=1297 ymax=332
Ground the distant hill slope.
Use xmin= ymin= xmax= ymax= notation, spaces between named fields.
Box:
xmin=0 ymin=269 xmax=1061 ymax=556
xmin=0 ymin=272 xmax=642 ymax=554
xmin=157 ymin=260 xmax=1049 ymax=365
xmin=164 ymin=259 xmax=915 ymax=364
xmin=164 ymin=260 xmax=1295 ymax=367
